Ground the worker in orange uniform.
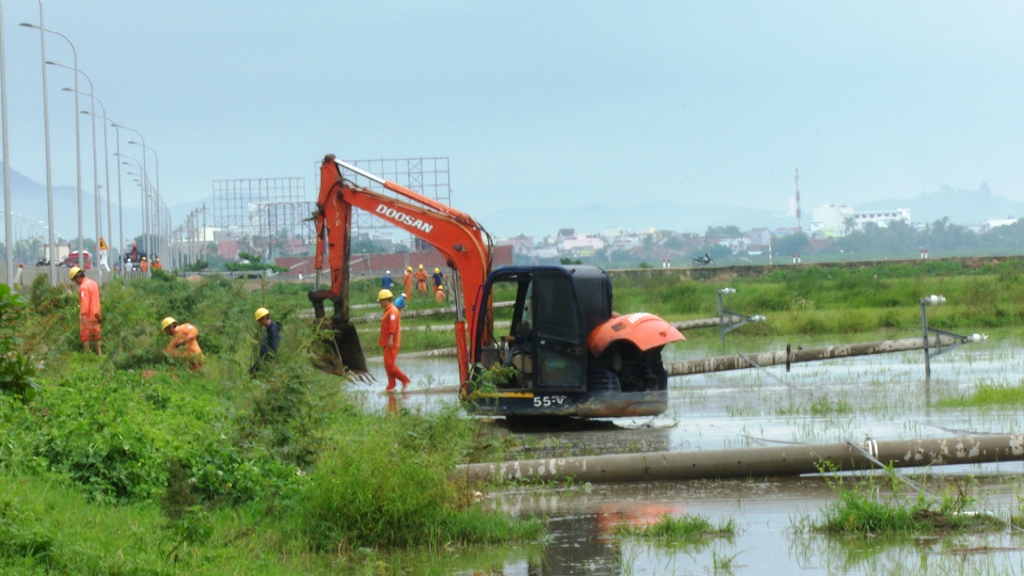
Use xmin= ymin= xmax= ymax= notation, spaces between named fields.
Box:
xmin=377 ymin=289 xmax=410 ymax=392
xmin=70 ymin=266 xmax=102 ymax=354
xmin=140 ymin=256 xmax=149 ymax=272
xmin=413 ymin=264 xmax=429 ymax=298
xmin=161 ymin=316 xmax=204 ymax=371
xmin=403 ymin=266 xmax=413 ymax=299
xmin=152 ymin=257 xmax=163 ymax=271
xmin=434 ymin=285 xmax=446 ymax=304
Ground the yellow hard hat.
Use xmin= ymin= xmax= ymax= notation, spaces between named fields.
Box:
xmin=418 ymin=264 xmax=423 ymax=269
xmin=438 ymin=285 xmax=444 ymax=290
xmin=160 ymin=317 xmax=176 ymax=331
xmin=141 ymin=256 xmax=147 ymax=261
xmin=254 ymin=307 xmax=270 ymax=321
xmin=377 ymin=289 xmax=393 ymax=301
xmin=407 ymin=266 xmax=412 ymax=271
xmin=68 ymin=266 xmax=83 ymax=279
xmin=434 ymin=267 xmax=440 ymax=274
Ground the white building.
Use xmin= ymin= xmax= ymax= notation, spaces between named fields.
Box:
xmin=981 ymin=216 xmax=1019 ymax=232
xmin=810 ymin=204 xmax=911 ymax=236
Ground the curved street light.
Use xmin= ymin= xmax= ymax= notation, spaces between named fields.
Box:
xmin=112 ymin=124 xmax=150 ymax=261
xmin=80 ymin=107 xmax=114 ymax=274
xmin=119 ymin=157 xmax=149 ymax=268
xmin=19 ymin=22 xmax=84 ymax=269
xmin=20 ymin=1 xmax=58 ymax=285
xmin=2 ymin=3 xmax=13 ymax=283
xmin=49 ymin=61 xmax=102 ymax=283
xmin=127 ymin=139 xmax=159 ymax=261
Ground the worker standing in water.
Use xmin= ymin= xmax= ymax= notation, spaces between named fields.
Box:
xmin=377 ymin=289 xmax=410 ymax=392
xmin=161 ymin=317 xmax=204 ymax=371
xmin=250 ymin=307 xmax=281 ymax=376
xmin=70 ymin=266 xmax=102 ymax=354
xmin=413 ymin=264 xmax=429 ymax=298
xmin=403 ymin=266 xmax=413 ymax=298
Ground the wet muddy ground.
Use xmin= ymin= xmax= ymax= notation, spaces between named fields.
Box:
xmin=353 ymin=338 xmax=1024 ymax=574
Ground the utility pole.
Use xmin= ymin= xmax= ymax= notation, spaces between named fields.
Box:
xmin=794 ymin=168 xmax=801 ymax=233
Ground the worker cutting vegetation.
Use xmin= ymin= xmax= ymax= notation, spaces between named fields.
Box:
xmin=161 ymin=316 xmax=204 ymax=371
xmin=377 ymin=289 xmax=410 ymax=392
xmin=250 ymin=307 xmax=281 ymax=376
xmin=70 ymin=266 xmax=102 ymax=355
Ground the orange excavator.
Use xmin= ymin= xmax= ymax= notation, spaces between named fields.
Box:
xmin=310 ymin=155 xmax=685 ymax=418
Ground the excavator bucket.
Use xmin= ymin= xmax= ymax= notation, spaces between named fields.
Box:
xmin=311 ymin=317 xmax=369 ymax=376
xmin=308 ymin=290 xmax=371 ymax=378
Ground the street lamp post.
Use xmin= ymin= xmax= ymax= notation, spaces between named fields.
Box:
xmin=49 ymin=62 xmax=101 ymax=284
xmin=80 ymin=107 xmax=113 ymax=275
xmin=120 ymin=159 xmax=147 ymax=268
xmin=111 ymin=124 xmax=124 ymax=271
xmin=19 ymin=22 xmax=83 ymax=270
xmin=22 ymin=2 xmax=57 ymax=285
xmin=112 ymin=124 xmax=148 ymax=262
xmin=128 ymin=140 xmax=158 ymax=262
xmin=2 ymin=1 xmax=14 ymax=285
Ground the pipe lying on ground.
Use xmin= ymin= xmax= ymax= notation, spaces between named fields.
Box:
xmin=665 ymin=334 xmax=967 ymax=377
xmin=671 ymin=316 xmax=746 ymax=331
xmin=456 ymin=434 xmax=1024 ymax=484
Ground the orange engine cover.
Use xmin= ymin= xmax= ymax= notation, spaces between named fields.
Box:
xmin=587 ymin=313 xmax=685 ymax=357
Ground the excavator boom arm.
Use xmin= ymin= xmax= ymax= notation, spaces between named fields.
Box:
xmin=313 ymin=155 xmax=493 ymax=384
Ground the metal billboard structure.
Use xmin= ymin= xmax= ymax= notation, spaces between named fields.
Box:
xmin=211 ymin=177 xmax=314 ymax=244
xmin=319 ymin=157 xmax=452 ymax=248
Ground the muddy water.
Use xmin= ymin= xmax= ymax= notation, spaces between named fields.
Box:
xmin=358 ymin=340 xmax=1024 ymax=574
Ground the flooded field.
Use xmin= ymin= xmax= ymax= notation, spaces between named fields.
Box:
xmin=357 ymin=337 xmax=1024 ymax=575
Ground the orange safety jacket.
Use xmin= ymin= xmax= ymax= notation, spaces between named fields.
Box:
xmin=378 ymin=304 xmax=402 ymax=348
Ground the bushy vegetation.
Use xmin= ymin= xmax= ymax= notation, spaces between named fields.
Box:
xmin=0 ymin=276 xmax=538 ymax=574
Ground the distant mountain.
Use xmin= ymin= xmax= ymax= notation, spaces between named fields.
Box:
xmin=860 ymin=183 xmax=1024 ymax=226
xmin=2 ymin=162 xmax=145 ymax=248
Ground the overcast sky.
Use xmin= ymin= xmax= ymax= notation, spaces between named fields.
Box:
xmin=3 ymin=1 xmax=1023 ymax=233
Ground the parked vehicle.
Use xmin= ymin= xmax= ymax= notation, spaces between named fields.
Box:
xmin=61 ymin=251 xmax=92 ymax=270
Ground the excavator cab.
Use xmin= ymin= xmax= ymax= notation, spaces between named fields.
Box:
xmin=467 ymin=265 xmax=681 ymax=418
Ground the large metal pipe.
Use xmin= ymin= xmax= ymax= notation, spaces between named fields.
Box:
xmin=665 ymin=334 xmax=965 ymax=377
xmin=672 ymin=316 xmax=746 ymax=331
xmin=456 ymin=434 xmax=1024 ymax=484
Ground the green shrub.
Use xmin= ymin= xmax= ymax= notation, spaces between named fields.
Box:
xmin=295 ymin=405 xmax=540 ymax=550
xmin=0 ymin=284 xmax=38 ymax=400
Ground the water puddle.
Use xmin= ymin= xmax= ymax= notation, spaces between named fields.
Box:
xmin=356 ymin=339 xmax=1024 ymax=574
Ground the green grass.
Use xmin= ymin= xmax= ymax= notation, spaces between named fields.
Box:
xmin=936 ymin=379 xmax=1024 ymax=408
xmin=804 ymin=471 xmax=1005 ymax=536
xmin=610 ymin=259 xmax=1024 ymax=335
xmin=614 ymin=514 xmax=735 ymax=545
xmin=776 ymin=394 xmax=853 ymax=416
